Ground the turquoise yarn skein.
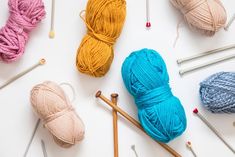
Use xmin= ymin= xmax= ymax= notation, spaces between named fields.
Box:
xmin=121 ymin=49 xmax=187 ymax=143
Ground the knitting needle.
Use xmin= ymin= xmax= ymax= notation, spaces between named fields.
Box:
xmin=96 ymin=91 xmax=181 ymax=157
xmin=224 ymin=14 xmax=235 ymax=31
xmin=0 ymin=58 xmax=46 ymax=90
xmin=146 ymin=0 xmax=151 ymax=28
xmin=177 ymin=44 xmax=235 ymax=64
xmin=179 ymin=54 xmax=235 ymax=75
xmin=111 ymin=93 xmax=119 ymax=157
xmin=23 ymin=119 xmax=41 ymax=157
xmin=49 ymin=0 xmax=55 ymax=38
xmin=186 ymin=141 xmax=197 ymax=157
xmin=193 ymin=108 xmax=235 ymax=154
xmin=41 ymin=140 xmax=48 ymax=157
xmin=131 ymin=145 xmax=139 ymax=157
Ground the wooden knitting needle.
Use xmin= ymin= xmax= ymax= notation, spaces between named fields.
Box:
xmin=49 ymin=0 xmax=55 ymax=38
xmin=96 ymin=91 xmax=181 ymax=157
xmin=0 ymin=58 xmax=46 ymax=90
xmin=111 ymin=93 xmax=119 ymax=157
xmin=179 ymin=54 xmax=235 ymax=75
xmin=41 ymin=140 xmax=48 ymax=157
xmin=193 ymin=108 xmax=235 ymax=154
xmin=23 ymin=119 xmax=41 ymax=157
xmin=177 ymin=44 xmax=235 ymax=64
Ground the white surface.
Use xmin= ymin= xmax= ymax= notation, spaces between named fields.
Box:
xmin=0 ymin=0 xmax=235 ymax=157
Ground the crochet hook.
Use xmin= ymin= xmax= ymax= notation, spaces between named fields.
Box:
xmin=0 ymin=59 xmax=45 ymax=90
xmin=111 ymin=93 xmax=119 ymax=157
xmin=179 ymin=54 xmax=235 ymax=75
xmin=193 ymin=108 xmax=235 ymax=154
xmin=49 ymin=0 xmax=55 ymax=38
xmin=177 ymin=44 xmax=235 ymax=64
xmin=96 ymin=91 xmax=181 ymax=157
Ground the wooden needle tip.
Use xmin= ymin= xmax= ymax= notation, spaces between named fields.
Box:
xmin=111 ymin=93 xmax=118 ymax=98
xmin=96 ymin=91 xmax=102 ymax=98
xmin=49 ymin=31 xmax=55 ymax=39
xmin=193 ymin=108 xmax=199 ymax=114
xmin=39 ymin=59 xmax=46 ymax=65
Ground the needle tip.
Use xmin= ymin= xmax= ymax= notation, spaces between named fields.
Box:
xmin=96 ymin=91 xmax=102 ymax=98
xmin=40 ymin=59 xmax=46 ymax=65
xmin=146 ymin=22 xmax=151 ymax=28
xmin=49 ymin=31 xmax=55 ymax=38
xmin=193 ymin=108 xmax=199 ymax=114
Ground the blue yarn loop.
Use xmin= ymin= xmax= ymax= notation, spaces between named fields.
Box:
xmin=200 ymin=72 xmax=235 ymax=113
xmin=121 ymin=48 xmax=187 ymax=143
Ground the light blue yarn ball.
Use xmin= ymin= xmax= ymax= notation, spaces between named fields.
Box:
xmin=121 ymin=48 xmax=187 ymax=143
xmin=200 ymin=72 xmax=235 ymax=113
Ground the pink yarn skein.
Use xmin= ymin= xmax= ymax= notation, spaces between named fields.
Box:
xmin=0 ymin=0 xmax=46 ymax=62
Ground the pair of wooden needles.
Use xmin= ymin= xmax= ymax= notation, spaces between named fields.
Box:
xmin=178 ymin=44 xmax=235 ymax=75
xmin=96 ymin=91 xmax=182 ymax=157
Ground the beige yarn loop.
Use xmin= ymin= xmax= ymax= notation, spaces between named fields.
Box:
xmin=171 ymin=0 xmax=227 ymax=36
xmin=30 ymin=81 xmax=85 ymax=148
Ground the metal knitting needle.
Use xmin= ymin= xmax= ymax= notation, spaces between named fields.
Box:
xmin=111 ymin=93 xmax=119 ymax=157
xmin=131 ymin=145 xmax=139 ymax=157
xmin=193 ymin=108 xmax=235 ymax=154
xmin=41 ymin=140 xmax=48 ymax=157
xmin=224 ymin=14 xmax=235 ymax=31
xmin=0 ymin=58 xmax=46 ymax=90
xmin=186 ymin=141 xmax=197 ymax=157
xmin=23 ymin=119 xmax=41 ymax=157
xmin=49 ymin=0 xmax=55 ymax=38
xmin=179 ymin=54 xmax=235 ymax=76
xmin=177 ymin=44 xmax=235 ymax=64
xmin=146 ymin=0 xmax=151 ymax=28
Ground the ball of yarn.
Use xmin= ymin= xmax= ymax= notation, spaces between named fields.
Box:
xmin=76 ymin=0 xmax=126 ymax=77
xmin=200 ymin=72 xmax=235 ymax=113
xmin=171 ymin=0 xmax=227 ymax=36
xmin=121 ymin=49 xmax=187 ymax=143
xmin=0 ymin=0 xmax=46 ymax=62
xmin=30 ymin=81 xmax=85 ymax=148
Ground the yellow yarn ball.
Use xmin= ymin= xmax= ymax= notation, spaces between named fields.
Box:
xmin=76 ymin=0 xmax=126 ymax=77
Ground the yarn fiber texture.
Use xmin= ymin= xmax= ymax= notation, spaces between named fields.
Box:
xmin=0 ymin=0 xmax=45 ymax=62
xmin=30 ymin=81 xmax=85 ymax=148
xmin=171 ymin=0 xmax=227 ymax=36
xmin=121 ymin=49 xmax=187 ymax=143
xmin=200 ymin=72 xmax=235 ymax=113
xmin=76 ymin=0 xmax=126 ymax=77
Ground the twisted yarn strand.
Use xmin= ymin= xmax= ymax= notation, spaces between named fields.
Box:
xmin=200 ymin=72 xmax=235 ymax=113
xmin=0 ymin=0 xmax=45 ymax=62
xmin=76 ymin=0 xmax=126 ymax=77
xmin=121 ymin=49 xmax=187 ymax=143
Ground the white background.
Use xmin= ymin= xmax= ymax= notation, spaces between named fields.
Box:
xmin=0 ymin=0 xmax=235 ymax=157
